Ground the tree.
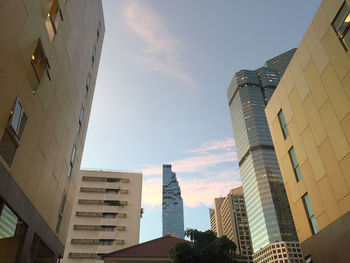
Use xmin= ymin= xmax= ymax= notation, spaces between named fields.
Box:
xmin=169 ymin=229 xmax=239 ymax=263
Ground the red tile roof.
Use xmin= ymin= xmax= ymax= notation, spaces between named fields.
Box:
xmin=104 ymin=235 xmax=191 ymax=258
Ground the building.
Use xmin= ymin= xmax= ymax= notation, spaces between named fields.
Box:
xmin=226 ymin=51 xmax=299 ymax=255
xmin=104 ymin=235 xmax=190 ymax=263
xmin=162 ymin=164 xmax=184 ymax=238
xmin=209 ymin=208 xmax=217 ymax=235
xmin=253 ymin=241 xmax=304 ymax=263
xmin=211 ymin=187 xmax=253 ymax=262
xmin=213 ymin=197 xmax=225 ymax=236
xmin=265 ymin=49 xmax=297 ymax=78
xmin=265 ymin=0 xmax=350 ymax=262
xmin=62 ymin=170 xmax=142 ymax=261
xmin=0 ymin=0 xmax=104 ymax=261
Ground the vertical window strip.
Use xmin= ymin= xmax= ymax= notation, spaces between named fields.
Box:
xmin=277 ymin=110 xmax=289 ymax=139
xmin=288 ymin=147 xmax=302 ymax=181
xmin=302 ymin=194 xmax=319 ymax=235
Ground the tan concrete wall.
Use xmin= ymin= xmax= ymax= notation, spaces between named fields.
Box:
xmin=0 ymin=0 xmax=104 ymax=250
xmin=63 ymin=170 xmax=142 ymax=262
xmin=265 ymin=0 xmax=350 ymax=244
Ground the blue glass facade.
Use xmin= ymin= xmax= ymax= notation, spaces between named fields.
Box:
xmin=227 ymin=54 xmax=297 ymax=252
xmin=162 ymin=164 xmax=184 ymax=238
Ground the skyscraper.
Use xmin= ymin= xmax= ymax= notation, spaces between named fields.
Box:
xmin=266 ymin=0 xmax=350 ymax=261
xmin=162 ymin=164 xmax=184 ymax=238
xmin=0 ymin=0 xmax=104 ymax=261
xmin=211 ymin=187 xmax=253 ymax=262
xmin=227 ymin=51 xmax=298 ymax=254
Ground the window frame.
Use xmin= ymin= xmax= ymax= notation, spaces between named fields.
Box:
xmin=277 ymin=109 xmax=289 ymax=139
xmin=332 ymin=1 xmax=350 ymax=51
xmin=302 ymin=194 xmax=319 ymax=235
xmin=288 ymin=147 xmax=302 ymax=182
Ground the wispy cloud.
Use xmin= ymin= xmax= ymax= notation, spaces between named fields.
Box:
xmin=123 ymin=1 xmax=193 ymax=86
xmin=141 ymin=137 xmax=241 ymax=207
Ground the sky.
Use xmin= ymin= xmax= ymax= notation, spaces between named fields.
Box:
xmin=81 ymin=0 xmax=322 ymax=242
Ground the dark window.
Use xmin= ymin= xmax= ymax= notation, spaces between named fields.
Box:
xmin=0 ymin=99 xmax=28 ymax=167
xmin=56 ymin=192 xmax=66 ymax=233
xmin=106 ymin=189 xmax=119 ymax=194
xmin=97 ymin=22 xmax=101 ymax=39
xmin=100 ymin=226 xmax=115 ymax=232
xmin=85 ymin=74 xmax=91 ymax=96
xmin=27 ymin=40 xmax=51 ymax=93
xmin=332 ymin=2 xmax=350 ymax=50
xmin=30 ymin=234 xmax=54 ymax=261
xmin=288 ymin=147 xmax=302 ymax=181
xmin=77 ymin=107 xmax=84 ymax=133
xmin=68 ymin=145 xmax=76 ymax=178
xmin=91 ymin=46 xmax=96 ymax=66
xmin=102 ymin=213 xmax=116 ymax=218
xmin=302 ymin=194 xmax=319 ymax=234
xmin=99 ymin=239 xmax=113 ymax=246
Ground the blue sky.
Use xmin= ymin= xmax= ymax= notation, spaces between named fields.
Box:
xmin=81 ymin=0 xmax=322 ymax=242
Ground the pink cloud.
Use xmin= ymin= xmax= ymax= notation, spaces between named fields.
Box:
xmin=142 ymin=169 xmax=241 ymax=207
xmin=188 ymin=137 xmax=235 ymax=154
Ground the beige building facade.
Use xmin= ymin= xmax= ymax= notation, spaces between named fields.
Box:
xmin=265 ymin=0 xmax=350 ymax=262
xmin=211 ymin=187 xmax=253 ymax=262
xmin=0 ymin=0 xmax=104 ymax=261
xmin=253 ymin=242 xmax=304 ymax=263
xmin=63 ymin=170 xmax=142 ymax=262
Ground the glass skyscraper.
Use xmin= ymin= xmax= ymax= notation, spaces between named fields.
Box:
xmin=227 ymin=51 xmax=298 ymax=252
xmin=162 ymin=164 xmax=184 ymax=238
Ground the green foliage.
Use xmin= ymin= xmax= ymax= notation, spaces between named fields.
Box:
xmin=170 ymin=229 xmax=239 ymax=263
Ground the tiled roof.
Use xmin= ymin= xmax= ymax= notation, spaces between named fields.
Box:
xmin=104 ymin=235 xmax=191 ymax=258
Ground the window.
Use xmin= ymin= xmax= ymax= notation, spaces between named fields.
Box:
xmin=77 ymin=107 xmax=84 ymax=133
xmin=85 ymin=74 xmax=91 ymax=96
xmin=106 ymin=189 xmax=119 ymax=194
xmin=0 ymin=204 xmax=27 ymax=261
xmin=68 ymin=145 xmax=76 ymax=178
xmin=96 ymin=254 xmax=105 ymax=260
xmin=332 ymin=2 xmax=350 ymax=50
xmin=45 ymin=0 xmax=63 ymax=41
xmin=102 ymin=213 xmax=116 ymax=218
xmin=97 ymin=22 xmax=101 ymax=39
xmin=302 ymin=194 xmax=319 ymax=234
xmin=56 ymin=192 xmax=66 ymax=233
xmin=99 ymin=239 xmax=113 ymax=246
xmin=288 ymin=147 xmax=302 ymax=181
xmin=0 ymin=99 xmax=28 ymax=167
xmin=30 ymin=235 xmax=55 ymax=261
xmin=100 ymin=225 xmax=115 ymax=232
xmin=27 ymin=40 xmax=51 ymax=93
xmin=91 ymin=46 xmax=96 ymax=66
xmin=278 ymin=110 xmax=289 ymax=139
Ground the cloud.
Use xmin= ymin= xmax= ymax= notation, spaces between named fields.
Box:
xmin=141 ymin=137 xmax=241 ymax=207
xmin=142 ymin=169 xmax=241 ymax=207
xmin=123 ymin=1 xmax=193 ymax=86
xmin=188 ymin=137 xmax=235 ymax=154
xmin=142 ymin=137 xmax=236 ymax=176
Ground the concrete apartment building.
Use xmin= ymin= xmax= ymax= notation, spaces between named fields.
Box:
xmin=253 ymin=241 xmax=303 ymax=263
xmin=63 ymin=170 xmax=142 ymax=261
xmin=265 ymin=0 xmax=350 ymax=262
xmin=0 ymin=0 xmax=104 ymax=261
xmin=226 ymin=50 xmax=299 ymax=258
xmin=209 ymin=208 xmax=217 ymax=235
xmin=211 ymin=187 xmax=253 ymax=262
xmin=162 ymin=164 xmax=184 ymax=238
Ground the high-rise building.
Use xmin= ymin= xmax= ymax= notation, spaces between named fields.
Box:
xmin=0 ymin=0 xmax=104 ymax=261
xmin=265 ymin=0 xmax=350 ymax=262
xmin=162 ymin=164 xmax=184 ymax=238
xmin=264 ymin=49 xmax=297 ymax=78
xmin=209 ymin=208 xmax=217 ymax=234
xmin=63 ymin=170 xmax=142 ymax=261
xmin=211 ymin=187 xmax=253 ymax=262
xmin=226 ymin=51 xmax=298 ymax=255
xmin=213 ymin=197 xmax=225 ymax=237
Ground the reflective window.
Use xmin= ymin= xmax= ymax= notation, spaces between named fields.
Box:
xmin=77 ymin=107 xmax=84 ymax=133
xmin=55 ymin=192 xmax=66 ymax=233
xmin=85 ymin=74 xmax=91 ymax=96
xmin=288 ymin=147 xmax=302 ymax=181
xmin=68 ymin=145 xmax=76 ymax=178
xmin=100 ymin=226 xmax=115 ymax=232
xmin=302 ymin=194 xmax=319 ymax=235
xmin=102 ymin=213 xmax=116 ymax=218
xmin=332 ymin=2 xmax=350 ymax=50
xmin=45 ymin=0 xmax=63 ymax=42
xmin=99 ymin=239 xmax=113 ymax=246
xmin=0 ymin=204 xmax=26 ymax=262
xmin=278 ymin=110 xmax=289 ymax=139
